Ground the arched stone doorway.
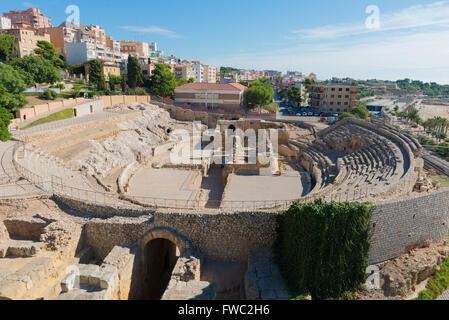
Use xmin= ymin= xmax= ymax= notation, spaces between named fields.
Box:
xmin=139 ymin=228 xmax=190 ymax=300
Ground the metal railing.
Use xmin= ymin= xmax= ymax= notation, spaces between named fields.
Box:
xmin=7 ymin=141 xmax=414 ymax=211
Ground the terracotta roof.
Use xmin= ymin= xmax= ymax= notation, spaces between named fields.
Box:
xmin=175 ymin=83 xmax=247 ymax=91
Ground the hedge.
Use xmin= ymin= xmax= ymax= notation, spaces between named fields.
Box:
xmin=274 ymin=199 xmax=375 ymax=300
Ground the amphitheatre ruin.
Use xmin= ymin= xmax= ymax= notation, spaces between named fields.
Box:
xmin=0 ymin=97 xmax=449 ymax=300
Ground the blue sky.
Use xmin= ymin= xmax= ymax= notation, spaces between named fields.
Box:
xmin=2 ymin=0 xmax=449 ymax=83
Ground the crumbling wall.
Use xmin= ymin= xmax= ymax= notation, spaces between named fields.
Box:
xmin=0 ymin=220 xmax=9 ymax=257
xmin=78 ymin=103 xmax=175 ymax=177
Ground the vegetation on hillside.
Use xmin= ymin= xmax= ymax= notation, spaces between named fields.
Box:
xmin=417 ymin=256 xmax=449 ymax=300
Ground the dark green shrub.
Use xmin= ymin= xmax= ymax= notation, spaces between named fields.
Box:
xmin=274 ymin=200 xmax=375 ymax=300
xmin=42 ymin=89 xmax=57 ymax=100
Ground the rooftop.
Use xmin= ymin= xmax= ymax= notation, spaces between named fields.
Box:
xmin=175 ymin=83 xmax=247 ymax=91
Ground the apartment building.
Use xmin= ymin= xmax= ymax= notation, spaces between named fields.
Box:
xmin=120 ymin=40 xmax=150 ymax=60
xmin=39 ymin=26 xmax=77 ymax=56
xmin=65 ymin=42 xmax=96 ymax=65
xmin=192 ymin=62 xmax=204 ymax=83
xmin=105 ymin=36 xmax=121 ymax=65
xmin=142 ymin=63 xmax=156 ymax=79
xmin=203 ymin=65 xmax=217 ymax=83
xmin=174 ymin=83 xmax=247 ymax=111
xmin=174 ymin=64 xmax=197 ymax=82
xmin=4 ymin=8 xmax=51 ymax=29
xmin=0 ymin=26 xmax=50 ymax=58
xmin=57 ymin=22 xmax=115 ymax=65
xmin=310 ymin=84 xmax=359 ymax=113
xmin=83 ymin=61 xmax=120 ymax=82
xmin=0 ymin=16 xmax=11 ymax=29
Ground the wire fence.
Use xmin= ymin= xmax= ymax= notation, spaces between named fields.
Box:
xmin=6 ymin=141 xmax=415 ymax=211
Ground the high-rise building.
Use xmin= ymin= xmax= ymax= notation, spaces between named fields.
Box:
xmin=4 ymin=8 xmax=51 ymax=29
xmin=192 ymin=63 xmax=204 ymax=83
xmin=106 ymin=36 xmax=122 ymax=65
xmin=39 ymin=26 xmax=77 ymax=56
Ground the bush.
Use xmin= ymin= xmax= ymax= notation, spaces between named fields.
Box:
xmin=274 ymin=200 xmax=375 ymax=300
xmin=41 ymin=89 xmax=57 ymax=100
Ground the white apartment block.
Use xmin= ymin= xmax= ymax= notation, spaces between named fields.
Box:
xmin=65 ymin=42 xmax=96 ymax=65
xmin=192 ymin=63 xmax=204 ymax=83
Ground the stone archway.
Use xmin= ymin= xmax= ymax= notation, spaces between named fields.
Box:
xmin=139 ymin=228 xmax=191 ymax=300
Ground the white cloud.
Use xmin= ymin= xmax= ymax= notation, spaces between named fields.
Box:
xmin=204 ymin=1 xmax=449 ymax=84
xmin=289 ymin=1 xmax=449 ymax=40
xmin=120 ymin=26 xmax=182 ymax=39
xmin=206 ymin=29 xmax=449 ymax=84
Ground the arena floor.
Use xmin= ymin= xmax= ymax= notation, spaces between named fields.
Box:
xmin=128 ymin=168 xmax=202 ymax=201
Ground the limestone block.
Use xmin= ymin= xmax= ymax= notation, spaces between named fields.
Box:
xmin=61 ymin=272 xmax=79 ymax=293
xmin=77 ymin=264 xmax=101 ymax=286
xmin=7 ymin=241 xmax=43 ymax=257
xmin=98 ymin=265 xmax=118 ymax=290
xmin=0 ymin=221 xmax=8 ymax=245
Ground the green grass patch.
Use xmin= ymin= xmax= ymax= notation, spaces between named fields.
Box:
xmin=21 ymin=108 xmax=75 ymax=130
xmin=431 ymin=176 xmax=449 ymax=188
xmin=416 ymin=256 xmax=449 ymax=300
xmin=264 ymin=102 xmax=279 ymax=113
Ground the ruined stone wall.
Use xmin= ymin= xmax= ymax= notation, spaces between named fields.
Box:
xmin=79 ymin=189 xmax=449 ymax=265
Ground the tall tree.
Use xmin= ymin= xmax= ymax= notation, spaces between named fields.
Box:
xmin=10 ymin=55 xmax=62 ymax=86
xmin=127 ymin=56 xmax=143 ymax=89
xmin=0 ymin=35 xmax=17 ymax=62
xmin=88 ymin=60 xmax=106 ymax=91
xmin=108 ymin=74 xmax=123 ymax=92
xmin=0 ymin=63 xmax=27 ymax=111
xmin=244 ymin=85 xmax=272 ymax=112
xmin=0 ymin=84 xmax=14 ymax=141
xmin=287 ymin=86 xmax=303 ymax=107
xmin=147 ymin=63 xmax=178 ymax=97
xmin=34 ymin=40 xmax=64 ymax=69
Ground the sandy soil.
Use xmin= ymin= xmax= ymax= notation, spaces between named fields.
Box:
xmin=418 ymin=104 xmax=449 ymax=121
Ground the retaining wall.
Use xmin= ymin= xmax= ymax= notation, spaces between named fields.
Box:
xmin=78 ymin=189 xmax=449 ymax=264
